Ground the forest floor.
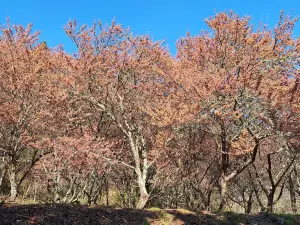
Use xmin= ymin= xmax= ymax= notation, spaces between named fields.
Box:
xmin=0 ymin=203 xmax=299 ymax=225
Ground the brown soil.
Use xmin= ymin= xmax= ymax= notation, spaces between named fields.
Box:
xmin=0 ymin=204 xmax=299 ymax=225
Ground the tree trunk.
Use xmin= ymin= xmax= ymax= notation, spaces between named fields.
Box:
xmin=266 ymin=189 xmax=275 ymax=213
xmin=245 ymin=190 xmax=254 ymax=214
xmin=136 ymin=177 xmax=149 ymax=209
xmin=205 ymin=189 xmax=212 ymax=211
xmin=0 ymin=168 xmax=6 ymax=192
xmin=288 ymin=172 xmax=297 ymax=214
xmin=9 ymin=168 xmax=17 ymax=201
xmin=128 ymin=133 xmax=150 ymax=209
xmin=105 ymin=180 xmax=109 ymax=206
xmin=218 ymin=174 xmax=228 ymax=212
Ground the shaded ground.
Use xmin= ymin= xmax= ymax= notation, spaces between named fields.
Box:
xmin=0 ymin=204 xmax=299 ymax=225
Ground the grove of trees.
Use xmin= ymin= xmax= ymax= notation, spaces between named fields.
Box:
xmin=0 ymin=11 xmax=299 ymax=214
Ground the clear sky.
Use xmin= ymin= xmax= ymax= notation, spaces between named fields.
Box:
xmin=1 ymin=0 xmax=299 ymax=55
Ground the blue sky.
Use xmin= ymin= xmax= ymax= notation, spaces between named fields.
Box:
xmin=1 ymin=0 xmax=299 ymax=55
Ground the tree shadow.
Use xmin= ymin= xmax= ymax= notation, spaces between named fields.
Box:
xmin=166 ymin=210 xmax=300 ymax=225
xmin=1 ymin=204 xmax=300 ymax=225
xmin=166 ymin=209 xmax=230 ymax=225
xmin=0 ymin=203 xmax=160 ymax=225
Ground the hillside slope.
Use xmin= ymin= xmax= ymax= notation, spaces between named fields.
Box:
xmin=0 ymin=204 xmax=299 ymax=225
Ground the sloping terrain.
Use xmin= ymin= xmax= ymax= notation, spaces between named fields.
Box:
xmin=0 ymin=204 xmax=299 ymax=225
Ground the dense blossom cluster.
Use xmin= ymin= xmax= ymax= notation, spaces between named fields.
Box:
xmin=0 ymin=12 xmax=299 ymax=213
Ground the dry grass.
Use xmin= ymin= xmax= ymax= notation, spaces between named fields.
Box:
xmin=0 ymin=204 xmax=299 ymax=225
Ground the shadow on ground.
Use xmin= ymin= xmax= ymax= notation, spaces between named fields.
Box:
xmin=0 ymin=204 xmax=158 ymax=225
xmin=1 ymin=204 xmax=300 ymax=225
xmin=167 ymin=209 xmax=300 ymax=225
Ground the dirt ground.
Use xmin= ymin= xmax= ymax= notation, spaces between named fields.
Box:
xmin=0 ymin=203 xmax=299 ymax=225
